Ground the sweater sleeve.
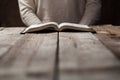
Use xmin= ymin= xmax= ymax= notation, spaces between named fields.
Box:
xmin=79 ymin=0 xmax=101 ymax=25
xmin=18 ymin=0 xmax=41 ymax=26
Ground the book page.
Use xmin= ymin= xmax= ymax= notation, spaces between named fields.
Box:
xmin=58 ymin=23 xmax=89 ymax=28
xmin=58 ymin=23 xmax=92 ymax=31
xmin=22 ymin=22 xmax=59 ymax=33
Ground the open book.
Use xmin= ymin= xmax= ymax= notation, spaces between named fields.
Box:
xmin=21 ymin=22 xmax=94 ymax=33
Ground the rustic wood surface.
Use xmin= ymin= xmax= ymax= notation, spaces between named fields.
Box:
xmin=0 ymin=26 xmax=120 ymax=80
xmin=92 ymin=25 xmax=120 ymax=57
xmin=0 ymin=27 xmax=57 ymax=80
xmin=0 ymin=28 xmax=24 ymax=57
xmin=59 ymin=32 xmax=120 ymax=80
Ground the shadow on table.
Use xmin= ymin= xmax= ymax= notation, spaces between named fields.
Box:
xmin=22 ymin=29 xmax=95 ymax=34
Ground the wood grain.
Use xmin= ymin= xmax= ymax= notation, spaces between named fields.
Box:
xmin=92 ymin=25 xmax=120 ymax=35
xmin=0 ymin=28 xmax=57 ymax=80
xmin=92 ymin=25 xmax=120 ymax=57
xmin=96 ymin=34 xmax=120 ymax=58
xmin=0 ymin=27 xmax=24 ymax=57
xmin=59 ymin=32 xmax=120 ymax=80
xmin=0 ymin=27 xmax=120 ymax=80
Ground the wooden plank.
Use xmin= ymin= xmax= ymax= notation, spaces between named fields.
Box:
xmin=92 ymin=25 xmax=120 ymax=57
xmin=27 ymin=33 xmax=57 ymax=80
xmin=0 ymin=27 xmax=24 ymax=35
xmin=0 ymin=27 xmax=24 ymax=57
xmin=95 ymin=33 xmax=120 ymax=57
xmin=92 ymin=25 xmax=120 ymax=35
xmin=59 ymin=32 xmax=120 ymax=80
xmin=0 ymin=32 xmax=57 ymax=80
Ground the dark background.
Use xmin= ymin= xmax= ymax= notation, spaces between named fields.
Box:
xmin=0 ymin=0 xmax=120 ymax=26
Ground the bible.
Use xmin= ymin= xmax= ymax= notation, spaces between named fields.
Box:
xmin=21 ymin=22 xmax=94 ymax=33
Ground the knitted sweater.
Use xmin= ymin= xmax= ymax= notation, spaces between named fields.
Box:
xmin=18 ymin=0 xmax=101 ymax=26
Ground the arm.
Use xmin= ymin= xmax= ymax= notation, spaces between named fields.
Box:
xmin=18 ymin=0 xmax=41 ymax=26
xmin=79 ymin=0 xmax=101 ymax=25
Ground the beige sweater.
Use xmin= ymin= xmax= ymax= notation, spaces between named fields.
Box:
xmin=18 ymin=0 xmax=101 ymax=26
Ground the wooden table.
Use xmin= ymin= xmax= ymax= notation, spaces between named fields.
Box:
xmin=0 ymin=25 xmax=120 ymax=80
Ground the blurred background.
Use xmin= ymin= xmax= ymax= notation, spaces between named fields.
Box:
xmin=0 ymin=0 xmax=120 ymax=27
